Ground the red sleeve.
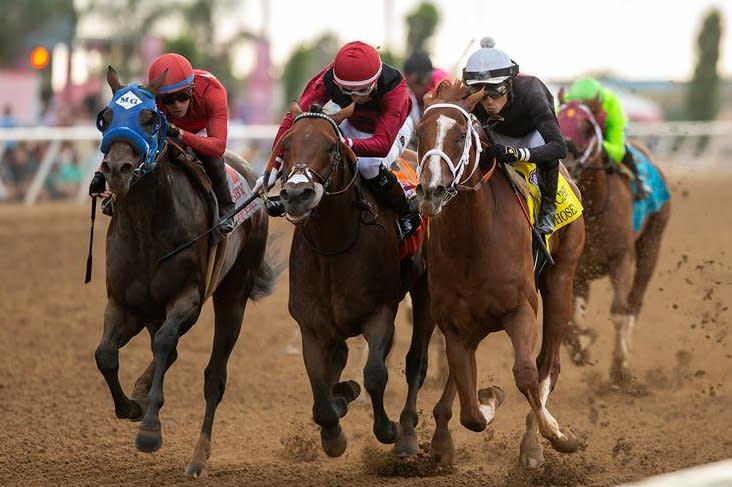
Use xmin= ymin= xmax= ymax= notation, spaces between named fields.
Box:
xmin=180 ymin=78 xmax=228 ymax=157
xmin=273 ymin=64 xmax=333 ymax=151
xmin=351 ymin=79 xmax=411 ymax=157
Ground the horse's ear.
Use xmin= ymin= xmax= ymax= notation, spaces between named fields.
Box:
xmin=146 ymin=69 xmax=168 ymax=96
xmin=558 ymin=86 xmax=567 ymax=105
xmin=340 ymin=141 xmax=358 ymax=166
xmin=289 ymin=101 xmax=303 ymax=116
xmin=107 ymin=66 xmax=123 ymax=93
xmin=434 ymin=79 xmax=452 ymax=99
xmin=331 ymin=102 xmax=355 ymax=125
xmin=464 ymin=87 xmax=485 ymax=111
xmin=586 ymin=95 xmax=602 ymax=115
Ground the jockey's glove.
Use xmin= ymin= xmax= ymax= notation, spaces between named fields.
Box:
xmin=485 ymin=144 xmax=531 ymax=165
xmin=89 ymin=171 xmax=106 ymax=196
xmin=167 ymin=123 xmax=181 ymax=139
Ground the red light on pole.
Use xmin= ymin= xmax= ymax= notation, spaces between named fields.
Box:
xmin=30 ymin=46 xmax=50 ymax=70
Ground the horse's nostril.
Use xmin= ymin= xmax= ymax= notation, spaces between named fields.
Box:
xmin=120 ymin=163 xmax=133 ymax=175
xmin=100 ymin=162 xmax=110 ymax=173
xmin=415 ymin=184 xmax=424 ymax=198
xmin=301 ymin=187 xmax=316 ymax=203
xmin=280 ymin=189 xmax=290 ymax=202
xmin=434 ymin=185 xmax=446 ymax=198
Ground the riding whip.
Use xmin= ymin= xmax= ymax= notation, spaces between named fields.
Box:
xmin=84 ymin=196 xmax=97 ymax=284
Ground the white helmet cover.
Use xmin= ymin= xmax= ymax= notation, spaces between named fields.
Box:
xmin=463 ymin=37 xmax=519 ymax=85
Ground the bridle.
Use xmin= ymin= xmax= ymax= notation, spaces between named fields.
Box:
xmin=418 ymin=102 xmax=495 ymax=205
xmin=282 ymin=111 xmax=359 ymax=196
xmin=558 ymin=102 xmax=604 ymax=175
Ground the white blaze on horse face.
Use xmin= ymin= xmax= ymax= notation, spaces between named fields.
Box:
xmin=427 ymin=114 xmax=457 ymax=188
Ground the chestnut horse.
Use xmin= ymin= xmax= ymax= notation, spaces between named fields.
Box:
xmin=94 ymin=67 xmax=274 ymax=477
xmin=557 ymin=100 xmax=671 ymax=384
xmin=415 ymin=81 xmax=586 ymax=468
xmin=264 ymin=103 xmax=433 ymax=458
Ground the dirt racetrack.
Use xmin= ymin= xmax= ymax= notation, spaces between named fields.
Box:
xmin=1 ymin=170 xmax=730 ymax=487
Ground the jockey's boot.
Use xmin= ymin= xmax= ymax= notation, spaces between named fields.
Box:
xmin=536 ymin=160 xmax=559 ymax=237
xmin=622 ymin=148 xmax=650 ymax=201
xmin=365 ymin=165 xmax=422 ymax=241
xmin=200 ymin=154 xmax=236 ymax=237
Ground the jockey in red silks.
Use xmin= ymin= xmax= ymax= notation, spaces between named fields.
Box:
xmin=90 ymin=53 xmax=235 ymax=233
xmin=266 ymin=41 xmax=421 ymax=240
xmin=403 ymin=50 xmax=449 ymax=127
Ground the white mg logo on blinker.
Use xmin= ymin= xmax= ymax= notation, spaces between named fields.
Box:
xmin=115 ymin=91 xmax=142 ymax=110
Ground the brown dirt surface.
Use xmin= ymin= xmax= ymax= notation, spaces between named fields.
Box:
xmin=1 ymin=172 xmax=730 ymax=486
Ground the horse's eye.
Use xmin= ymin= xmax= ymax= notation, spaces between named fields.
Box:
xmin=101 ymin=109 xmax=112 ymax=130
xmin=139 ymin=109 xmax=155 ymax=131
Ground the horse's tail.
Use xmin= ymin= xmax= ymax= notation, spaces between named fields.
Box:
xmin=249 ymin=232 xmax=284 ymax=302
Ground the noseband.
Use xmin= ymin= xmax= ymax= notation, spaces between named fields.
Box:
xmin=284 ymin=111 xmax=358 ymax=196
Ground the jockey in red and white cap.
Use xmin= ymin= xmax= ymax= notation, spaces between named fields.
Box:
xmin=90 ymin=53 xmax=234 ymax=233
xmin=269 ymin=41 xmax=421 ymax=239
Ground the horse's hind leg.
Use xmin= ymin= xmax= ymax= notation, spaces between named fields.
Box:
xmin=608 ymin=252 xmax=636 ymax=384
xmin=628 ymin=205 xmax=670 ymax=321
xmin=395 ymin=274 xmax=435 ymax=456
xmin=301 ymin=327 xmax=348 ymax=457
xmin=362 ymin=306 xmax=399 ymax=445
xmin=94 ymin=300 xmax=146 ymax=421
xmin=136 ymin=287 xmax=202 ymax=453
xmin=186 ymin=290 xmax=247 ymax=478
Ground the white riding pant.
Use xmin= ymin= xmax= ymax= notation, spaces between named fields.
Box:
xmin=491 ymin=129 xmax=545 ymax=149
xmin=339 ymin=116 xmax=414 ymax=180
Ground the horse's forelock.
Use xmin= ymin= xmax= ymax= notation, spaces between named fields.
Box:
xmin=428 ymin=79 xmax=470 ymax=106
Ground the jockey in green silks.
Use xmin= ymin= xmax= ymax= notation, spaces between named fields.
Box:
xmin=564 ymin=77 xmax=650 ymax=200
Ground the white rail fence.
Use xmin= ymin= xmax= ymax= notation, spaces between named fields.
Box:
xmin=0 ymin=121 xmax=730 ymax=205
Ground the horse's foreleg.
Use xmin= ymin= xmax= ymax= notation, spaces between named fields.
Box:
xmin=136 ymin=288 xmax=201 ymax=454
xmin=608 ymin=252 xmax=636 ymax=384
xmin=362 ymin=306 xmax=399 ymax=445
xmin=186 ymin=292 xmax=246 ymax=478
xmin=628 ymin=206 xmax=670 ymax=316
xmin=301 ymin=327 xmax=347 ymax=457
xmin=443 ymin=327 xmax=498 ymax=433
xmin=430 ymin=371 xmax=456 ymax=465
xmin=395 ymin=275 xmax=435 ymax=456
xmin=94 ymin=300 xmax=146 ymax=421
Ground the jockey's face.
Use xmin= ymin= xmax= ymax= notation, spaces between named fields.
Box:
xmin=338 ymin=83 xmax=376 ymax=105
xmin=166 ymin=97 xmax=191 ymax=118
xmin=479 ymin=89 xmax=508 ymax=116
xmin=406 ymin=73 xmax=430 ymax=100
xmin=159 ymin=87 xmax=193 ymax=119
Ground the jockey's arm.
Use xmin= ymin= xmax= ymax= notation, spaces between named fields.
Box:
xmin=601 ymin=91 xmax=627 ymax=163
xmin=350 ymin=82 xmax=410 ymax=157
xmin=523 ymin=91 xmax=567 ymax=164
xmin=180 ymin=84 xmax=228 ymax=158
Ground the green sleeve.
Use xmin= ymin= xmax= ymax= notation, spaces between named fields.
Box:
xmin=601 ymin=90 xmax=627 ymax=163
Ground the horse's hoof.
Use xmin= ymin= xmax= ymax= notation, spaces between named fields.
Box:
xmin=320 ymin=425 xmax=347 ymax=457
xmin=333 ymin=380 xmax=361 ymax=403
xmin=610 ymin=361 xmax=634 ymax=385
xmin=374 ymin=420 xmax=399 ymax=445
xmin=392 ymin=428 xmax=419 ymax=457
xmin=185 ymin=462 xmax=208 ymax=479
xmin=430 ymin=431 xmax=455 ymax=466
xmin=549 ymin=428 xmax=579 ymax=454
xmin=135 ymin=428 xmax=162 ymax=453
xmin=520 ymin=432 xmax=545 ymax=469
xmin=478 ymin=385 xmax=505 ymax=409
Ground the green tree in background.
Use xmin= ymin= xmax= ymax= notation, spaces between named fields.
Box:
xmin=0 ymin=1 xmax=76 ymax=68
xmin=405 ymin=1 xmax=439 ymax=55
xmin=685 ymin=9 xmax=723 ymax=121
xmin=280 ymin=33 xmax=339 ymax=111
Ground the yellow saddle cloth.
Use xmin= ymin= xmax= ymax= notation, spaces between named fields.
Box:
xmin=512 ymin=162 xmax=583 ymax=235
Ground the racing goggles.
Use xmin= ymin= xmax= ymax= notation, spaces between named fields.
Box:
xmin=469 ymin=83 xmax=508 ymax=99
xmin=159 ymin=87 xmax=193 ymax=105
xmin=338 ymin=82 xmax=376 ymax=97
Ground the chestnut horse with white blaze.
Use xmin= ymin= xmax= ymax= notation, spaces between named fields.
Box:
xmin=557 ymin=99 xmax=671 ymax=385
xmin=263 ymin=102 xmax=434 ymax=458
xmin=415 ymin=80 xmax=585 ymax=468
